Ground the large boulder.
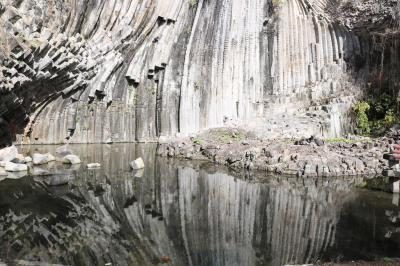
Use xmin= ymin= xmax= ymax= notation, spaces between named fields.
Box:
xmin=4 ymin=162 xmax=28 ymax=172
xmin=0 ymin=146 xmax=18 ymax=162
xmin=32 ymin=153 xmax=56 ymax=165
xmin=63 ymin=155 xmax=81 ymax=165
xmin=129 ymin=157 xmax=145 ymax=170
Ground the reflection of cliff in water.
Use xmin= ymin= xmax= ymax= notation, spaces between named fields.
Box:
xmin=0 ymin=144 xmax=363 ymax=265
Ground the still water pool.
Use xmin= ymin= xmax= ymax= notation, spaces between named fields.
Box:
xmin=0 ymin=144 xmax=399 ymax=266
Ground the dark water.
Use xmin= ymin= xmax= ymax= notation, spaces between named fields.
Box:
xmin=0 ymin=144 xmax=399 ymax=266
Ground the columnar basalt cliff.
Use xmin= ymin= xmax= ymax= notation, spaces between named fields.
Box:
xmin=0 ymin=0 xmax=399 ymax=145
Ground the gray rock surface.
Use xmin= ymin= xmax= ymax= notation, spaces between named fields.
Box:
xmin=0 ymin=146 xmax=18 ymax=162
xmin=4 ymin=162 xmax=28 ymax=172
xmin=158 ymin=127 xmax=392 ymax=177
xmin=0 ymin=0 xmax=398 ymax=144
xmin=32 ymin=153 xmax=55 ymax=165
xmin=63 ymin=155 xmax=81 ymax=165
xmin=87 ymin=163 xmax=101 ymax=169
xmin=129 ymin=158 xmax=145 ymax=170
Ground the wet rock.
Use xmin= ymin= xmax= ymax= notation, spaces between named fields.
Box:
xmin=130 ymin=158 xmax=145 ymax=170
xmin=33 ymin=153 xmax=56 ymax=165
xmin=32 ymin=153 xmax=49 ymax=165
xmin=87 ymin=163 xmax=101 ymax=169
xmin=63 ymin=155 xmax=81 ymax=165
xmin=4 ymin=162 xmax=28 ymax=172
xmin=0 ymin=146 xmax=18 ymax=162
xmin=24 ymin=156 xmax=32 ymax=163
xmin=12 ymin=154 xmax=26 ymax=164
xmin=314 ymin=138 xmax=324 ymax=147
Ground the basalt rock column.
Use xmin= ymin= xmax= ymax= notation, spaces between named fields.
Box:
xmin=1 ymin=0 xmax=400 ymax=144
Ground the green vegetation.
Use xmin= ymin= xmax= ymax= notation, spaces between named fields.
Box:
xmin=272 ymin=0 xmax=284 ymax=7
xmin=361 ymin=176 xmax=391 ymax=192
xmin=353 ymin=101 xmax=371 ymax=135
xmin=193 ymin=81 xmax=202 ymax=91
xmin=211 ymin=129 xmax=246 ymax=143
xmin=192 ymin=137 xmax=203 ymax=145
xmin=188 ymin=0 xmax=198 ymax=8
xmin=353 ymin=93 xmax=399 ymax=136
xmin=323 ymin=138 xmax=360 ymax=144
xmin=355 ymin=181 xmax=367 ymax=189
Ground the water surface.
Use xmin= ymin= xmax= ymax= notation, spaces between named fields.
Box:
xmin=0 ymin=144 xmax=399 ymax=266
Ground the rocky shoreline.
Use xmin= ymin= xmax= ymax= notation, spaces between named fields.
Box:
xmin=157 ymin=128 xmax=398 ymax=179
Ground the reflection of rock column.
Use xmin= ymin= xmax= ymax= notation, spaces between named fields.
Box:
xmin=170 ymin=167 xmax=352 ymax=266
xmin=0 ymin=143 xmax=357 ymax=266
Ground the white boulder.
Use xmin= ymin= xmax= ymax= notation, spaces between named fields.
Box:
xmin=129 ymin=157 xmax=145 ymax=170
xmin=0 ymin=146 xmax=18 ymax=162
xmin=63 ymin=155 xmax=81 ymax=164
xmin=87 ymin=163 xmax=101 ymax=169
xmin=25 ymin=156 xmax=32 ymax=163
xmin=4 ymin=162 xmax=28 ymax=172
xmin=33 ymin=153 xmax=56 ymax=165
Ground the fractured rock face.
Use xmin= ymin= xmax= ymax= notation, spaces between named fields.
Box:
xmin=0 ymin=0 xmax=399 ymax=144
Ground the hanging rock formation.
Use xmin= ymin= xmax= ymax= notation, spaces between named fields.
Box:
xmin=0 ymin=0 xmax=399 ymax=144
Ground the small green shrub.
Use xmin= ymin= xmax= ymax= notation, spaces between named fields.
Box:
xmin=384 ymin=109 xmax=395 ymax=128
xmin=188 ymin=0 xmax=198 ymax=8
xmin=352 ymin=92 xmax=400 ymax=136
xmin=353 ymin=101 xmax=371 ymax=135
xmin=193 ymin=137 xmax=203 ymax=145
xmin=323 ymin=138 xmax=359 ymax=143
xmin=272 ymin=0 xmax=282 ymax=6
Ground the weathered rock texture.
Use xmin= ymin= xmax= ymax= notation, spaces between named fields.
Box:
xmin=158 ymin=128 xmax=392 ymax=178
xmin=0 ymin=0 xmax=399 ymax=144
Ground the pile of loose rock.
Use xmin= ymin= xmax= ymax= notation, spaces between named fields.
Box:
xmin=157 ymin=128 xmax=395 ymax=178
xmin=0 ymin=145 xmax=82 ymax=180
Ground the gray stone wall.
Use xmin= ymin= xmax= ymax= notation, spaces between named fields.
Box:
xmin=0 ymin=0 xmax=399 ymax=144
